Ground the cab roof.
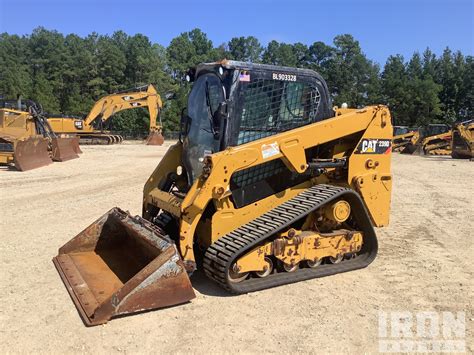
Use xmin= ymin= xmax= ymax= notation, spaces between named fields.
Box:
xmin=195 ymin=59 xmax=322 ymax=79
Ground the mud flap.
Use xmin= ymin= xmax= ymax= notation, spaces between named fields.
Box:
xmin=145 ymin=131 xmax=164 ymax=146
xmin=13 ymin=137 xmax=53 ymax=171
xmin=52 ymin=208 xmax=195 ymax=326
xmin=51 ymin=137 xmax=80 ymax=162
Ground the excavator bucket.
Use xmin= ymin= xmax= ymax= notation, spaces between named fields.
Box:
xmin=13 ymin=136 xmax=53 ymax=171
xmin=51 ymin=137 xmax=80 ymax=162
xmin=53 ymin=208 xmax=195 ymax=326
xmin=145 ymin=131 xmax=164 ymax=146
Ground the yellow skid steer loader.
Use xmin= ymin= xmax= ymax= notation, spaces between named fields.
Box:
xmin=54 ymin=61 xmax=392 ymax=326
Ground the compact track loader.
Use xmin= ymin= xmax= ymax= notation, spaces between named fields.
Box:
xmin=392 ymin=126 xmax=418 ymax=152
xmin=0 ymin=101 xmax=79 ymax=171
xmin=421 ymin=130 xmax=452 ymax=155
xmin=54 ymin=61 xmax=392 ymax=326
xmin=47 ymin=85 xmax=164 ymax=145
xmin=400 ymin=123 xmax=450 ymax=155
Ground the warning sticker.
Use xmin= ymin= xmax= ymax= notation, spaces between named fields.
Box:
xmin=355 ymin=139 xmax=392 ymax=154
xmin=261 ymin=142 xmax=280 ymax=159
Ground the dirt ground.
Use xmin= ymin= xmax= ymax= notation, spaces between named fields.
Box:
xmin=0 ymin=142 xmax=472 ymax=354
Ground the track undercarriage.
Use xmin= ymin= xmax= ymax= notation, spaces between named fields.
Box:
xmin=203 ymin=185 xmax=377 ymax=293
xmin=76 ymin=133 xmax=124 ymax=145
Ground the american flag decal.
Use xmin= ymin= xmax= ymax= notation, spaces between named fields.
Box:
xmin=239 ymin=71 xmax=250 ymax=82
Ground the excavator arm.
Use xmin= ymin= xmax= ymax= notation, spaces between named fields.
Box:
xmin=47 ymin=84 xmax=164 ymax=145
xmin=84 ymin=85 xmax=162 ymax=131
xmin=456 ymin=121 xmax=473 ymax=142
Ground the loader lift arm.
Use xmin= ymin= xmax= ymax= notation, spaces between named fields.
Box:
xmin=0 ymin=101 xmax=80 ymax=170
xmin=145 ymin=105 xmax=392 ymax=269
xmin=451 ymin=119 xmax=474 ymax=159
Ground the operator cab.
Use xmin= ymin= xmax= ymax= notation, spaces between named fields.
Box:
xmin=422 ymin=124 xmax=450 ymax=138
xmin=181 ymin=60 xmax=333 ymax=185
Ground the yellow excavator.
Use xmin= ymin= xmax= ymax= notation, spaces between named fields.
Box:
xmin=53 ymin=61 xmax=392 ymax=326
xmin=0 ymin=100 xmax=80 ymax=171
xmin=451 ymin=119 xmax=473 ymax=159
xmin=47 ymin=84 xmax=164 ymax=145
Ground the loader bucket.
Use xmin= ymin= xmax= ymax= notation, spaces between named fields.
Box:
xmin=145 ymin=131 xmax=164 ymax=146
xmin=51 ymin=137 xmax=80 ymax=162
xmin=52 ymin=208 xmax=195 ymax=326
xmin=13 ymin=137 xmax=53 ymax=171
xmin=71 ymin=136 xmax=83 ymax=154
xmin=400 ymin=143 xmax=420 ymax=155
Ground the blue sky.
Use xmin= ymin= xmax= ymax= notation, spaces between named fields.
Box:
xmin=0 ymin=0 xmax=472 ymax=65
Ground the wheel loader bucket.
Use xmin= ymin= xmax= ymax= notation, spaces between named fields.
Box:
xmin=52 ymin=208 xmax=195 ymax=326
xmin=145 ymin=131 xmax=164 ymax=146
xmin=51 ymin=137 xmax=80 ymax=162
xmin=13 ymin=136 xmax=53 ymax=171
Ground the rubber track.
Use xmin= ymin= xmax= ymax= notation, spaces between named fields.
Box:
xmin=203 ymin=184 xmax=378 ymax=293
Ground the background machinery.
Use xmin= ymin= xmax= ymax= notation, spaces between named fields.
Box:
xmin=420 ymin=124 xmax=452 ymax=156
xmin=392 ymin=126 xmax=418 ymax=152
xmin=47 ymin=84 xmax=164 ymax=145
xmin=0 ymin=100 xmax=80 ymax=171
xmin=400 ymin=123 xmax=450 ymax=155
xmin=451 ymin=119 xmax=473 ymax=159
xmin=53 ymin=61 xmax=393 ymax=326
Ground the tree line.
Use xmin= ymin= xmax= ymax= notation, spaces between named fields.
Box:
xmin=1 ymin=27 xmax=472 ymax=134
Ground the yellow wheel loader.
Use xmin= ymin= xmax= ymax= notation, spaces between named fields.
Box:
xmin=53 ymin=61 xmax=392 ymax=326
xmin=47 ymin=84 xmax=164 ymax=145
xmin=0 ymin=101 xmax=80 ymax=171
xmin=451 ymin=119 xmax=473 ymax=159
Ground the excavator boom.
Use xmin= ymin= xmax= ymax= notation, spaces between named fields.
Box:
xmin=47 ymin=84 xmax=164 ymax=145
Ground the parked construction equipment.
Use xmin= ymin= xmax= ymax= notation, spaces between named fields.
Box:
xmin=0 ymin=101 xmax=80 ymax=171
xmin=400 ymin=123 xmax=450 ymax=155
xmin=53 ymin=61 xmax=393 ymax=326
xmin=47 ymin=85 xmax=164 ymax=145
xmin=421 ymin=129 xmax=452 ymax=155
xmin=392 ymin=126 xmax=418 ymax=152
xmin=451 ymin=119 xmax=473 ymax=159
